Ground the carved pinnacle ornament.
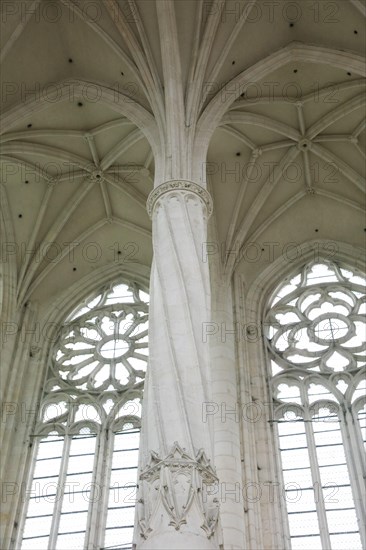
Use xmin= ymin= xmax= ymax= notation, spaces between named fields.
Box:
xmin=136 ymin=442 xmax=220 ymax=540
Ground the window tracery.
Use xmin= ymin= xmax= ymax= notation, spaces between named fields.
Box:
xmin=19 ymin=282 xmax=149 ymax=550
xmin=265 ymin=260 xmax=365 ymax=550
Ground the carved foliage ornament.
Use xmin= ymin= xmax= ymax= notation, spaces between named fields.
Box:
xmin=146 ymin=180 xmax=213 ymax=218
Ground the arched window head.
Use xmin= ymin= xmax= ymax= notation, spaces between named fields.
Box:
xmin=19 ymin=281 xmax=149 ymax=550
xmin=265 ymin=260 xmax=365 ymax=550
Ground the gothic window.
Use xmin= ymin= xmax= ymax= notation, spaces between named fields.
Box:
xmin=18 ymin=282 xmax=149 ymax=550
xmin=264 ymin=261 xmax=365 ymax=550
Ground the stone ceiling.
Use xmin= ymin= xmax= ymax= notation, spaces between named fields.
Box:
xmin=1 ymin=0 xmax=365 ymax=306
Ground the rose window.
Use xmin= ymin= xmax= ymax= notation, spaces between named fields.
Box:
xmin=265 ymin=262 xmax=365 ymax=374
xmin=53 ymin=283 xmax=149 ymax=392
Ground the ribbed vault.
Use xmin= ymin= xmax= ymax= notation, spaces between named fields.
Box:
xmin=1 ymin=0 xmax=365 ymax=307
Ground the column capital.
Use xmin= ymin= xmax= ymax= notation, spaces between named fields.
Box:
xmin=147 ymin=180 xmax=213 ymax=219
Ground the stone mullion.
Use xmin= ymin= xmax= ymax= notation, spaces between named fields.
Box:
xmin=85 ymin=427 xmax=110 ymax=550
xmin=47 ymin=435 xmax=72 ymax=550
xmin=303 ymin=406 xmax=332 ymax=550
xmin=340 ymin=406 xmax=366 ymax=548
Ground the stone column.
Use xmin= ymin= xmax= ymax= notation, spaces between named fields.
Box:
xmin=210 ymin=280 xmax=246 ymax=550
xmin=135 ymin=181 xmax=221 ymax=550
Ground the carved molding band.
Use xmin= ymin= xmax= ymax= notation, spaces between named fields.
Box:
xmin=147 ymin=180 xmax=213 ymax=219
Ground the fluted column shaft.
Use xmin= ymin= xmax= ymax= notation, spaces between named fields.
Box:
xmin=135 ymin=181 xmax=220 ymax=549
